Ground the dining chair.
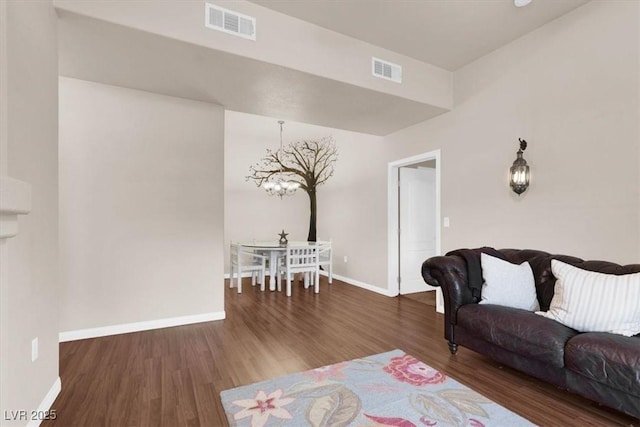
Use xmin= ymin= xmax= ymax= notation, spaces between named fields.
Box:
xmin=317 ymin=240 xmax=333 ymax=284
xmin=306 ymin=240 xmax=332 ymax=289
xmin=277 ymin=244 xmax=320 ymax=297
xmin=230 ymin=242 xmax=267 ymax=294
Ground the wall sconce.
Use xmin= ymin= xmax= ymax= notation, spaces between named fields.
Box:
xmin=510 ymin=138 xmax=530 ymax=195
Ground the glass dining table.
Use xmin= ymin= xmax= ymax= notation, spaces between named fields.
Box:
xmin=238 ymin=241 xmax=323 ymax=291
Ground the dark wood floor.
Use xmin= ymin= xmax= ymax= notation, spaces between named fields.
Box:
xmin=402 ymin=290 xmax=437 ymax=306
xmin=45 ymin=278 xmax=639 ymax=426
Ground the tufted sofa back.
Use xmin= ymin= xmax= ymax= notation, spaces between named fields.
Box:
xmin=499 ymin=249 xmax=640 ymax=311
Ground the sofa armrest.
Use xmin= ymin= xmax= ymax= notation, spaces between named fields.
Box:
xmin=421 ymin=255 xmax=475 ymax=328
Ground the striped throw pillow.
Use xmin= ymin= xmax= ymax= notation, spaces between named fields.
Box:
xmin=537 ymin=260 xmax=640 ymax=336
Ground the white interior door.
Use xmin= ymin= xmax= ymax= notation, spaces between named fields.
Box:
xmin=399 ymin=166 xmax=437 ymax=294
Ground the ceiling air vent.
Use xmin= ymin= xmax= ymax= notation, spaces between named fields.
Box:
xmin=205 ymin=3 xmax=256 ymax=41
xmin=372 ymin=57 xmax=402 ymax=83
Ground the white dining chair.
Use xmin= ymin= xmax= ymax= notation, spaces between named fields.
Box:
xmin=230 ymin=242 xmax=267 ymax=294
xmin=317 ymin=240 xmax=333 ymax=284
xmin=277 ymin=244 xmax=320 ymax=297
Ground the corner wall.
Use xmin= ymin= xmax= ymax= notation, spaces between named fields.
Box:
xmin=384 ymin=0 xmax=640 ymax=265
xmin=59 ymin=78 xmax=225 ymax=336
xmin=1 ymin=1 xmax=60 ymax=424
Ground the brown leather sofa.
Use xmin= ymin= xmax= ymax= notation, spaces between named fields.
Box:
xmin=421 ymin=248 xmax=640 ymax=419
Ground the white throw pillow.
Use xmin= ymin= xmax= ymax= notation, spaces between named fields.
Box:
xmin=479 ymin=253 xmax=539 ymax=311
xmin=537 ymin=260 xmax=640 ymax=337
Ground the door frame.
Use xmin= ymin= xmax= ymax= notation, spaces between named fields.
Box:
xmin=387 ymin=149 xmax=441 ymax=299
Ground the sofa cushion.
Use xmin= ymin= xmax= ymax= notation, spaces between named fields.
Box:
xmin=479 ymin=253 xmax=539 ymax=311
xmin=500 ymin=250 xmax=584 ymax=311
xmin=539 ymin=260 xmax=640 ymax=336
xmin=499 ymin=249 xmax=640 ymax=311
xmin=565 ymin=332 xmax=640 ymax=397
xmin=457 ymin=304 xmax=578 ymax=368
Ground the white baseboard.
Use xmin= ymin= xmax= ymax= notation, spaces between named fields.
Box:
xmin=59 ymin=311 xmax=226 ymax=342
xmin=332 ymin=273 xmax=396 ymax=297
xmin=26 ymin=377 xmax=61 ymax=427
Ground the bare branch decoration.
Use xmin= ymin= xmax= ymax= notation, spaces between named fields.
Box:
xmin=246 ymin=136 xmax=338 ymax=241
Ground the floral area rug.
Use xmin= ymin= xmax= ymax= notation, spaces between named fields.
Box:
xmin=220 ymin=349 xmax=535 ymax=427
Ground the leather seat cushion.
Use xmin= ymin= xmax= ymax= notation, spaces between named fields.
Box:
xmin=457 ymin=304 xmax=578 ymax=368
xmin=565 ymin=332 xmax=640 ymax=396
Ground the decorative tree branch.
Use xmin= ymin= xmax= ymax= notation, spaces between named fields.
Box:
xmin=246 ymin=136 xmax=338 ymax=241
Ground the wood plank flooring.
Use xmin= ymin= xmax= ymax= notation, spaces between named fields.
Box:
xmin=44 ymin=278 xmax=639 ymax=426
xmin=402 ymin=290 xmax=437 ymax=306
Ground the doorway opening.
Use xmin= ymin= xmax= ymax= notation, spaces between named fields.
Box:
xmin=387 ymin=150 xmax=443 ymax=313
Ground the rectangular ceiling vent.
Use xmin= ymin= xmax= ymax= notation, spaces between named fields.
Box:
xmin=372 ymin=57 xmax=402 ymax=83
xmin=205 ymin=3 xmax=256 ymax=41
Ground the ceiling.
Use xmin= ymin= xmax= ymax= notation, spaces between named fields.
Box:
xmin=249 ymin=0 xmax=589 ymax=70
xmin=58 ymin=11 xmax=447 ymax=136
xmin=56 ymin=0 xmax=590 ymax=136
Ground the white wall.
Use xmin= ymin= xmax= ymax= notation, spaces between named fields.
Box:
xmin=224 ymin=111 xmax=388 ymax=288
xmin=1 ymin=1 xmax=60 ymax=424
xmin=59 ymin=78 xmax=225 ymax=334
xmin=385 ymin=0 xmax=640 ymax=265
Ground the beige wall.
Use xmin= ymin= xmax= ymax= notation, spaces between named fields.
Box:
xmin=59 ymin=78 xmax=225 ymax=333
xmin=316 ymin=130 xmax=388 ymax=288
xmin=224 ymin=111 xmax=309 ymax=250
xmin=1 ymin=1 xmax=60 ymax=424
xmin=224 ymin=111 xmax=388 ymax=288
xmin=385 ymin=0 xmax=640 ymax=265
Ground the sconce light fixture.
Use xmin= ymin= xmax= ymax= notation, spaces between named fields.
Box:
xmin=510 ymin=138 xmax=530 ymax=195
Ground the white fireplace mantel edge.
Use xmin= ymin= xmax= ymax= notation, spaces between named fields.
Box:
xmin=0 ymin=176 xmax=32 ymax=239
